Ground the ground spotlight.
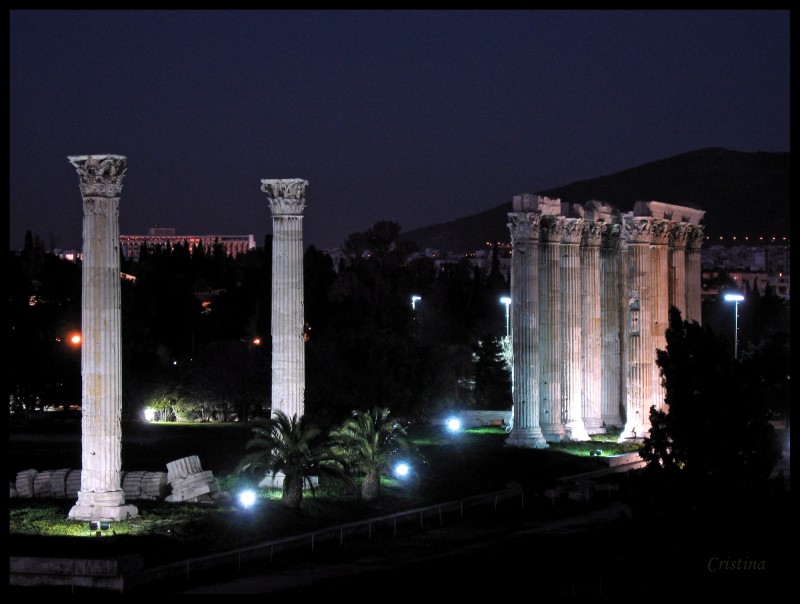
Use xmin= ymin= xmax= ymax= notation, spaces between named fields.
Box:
xmin=446 ymin=417 xmax=461 ymax=432
xmin=238 ymin=490 xmax=257 ymax=509
xmin=394 ymin=462 xmax=411 ymax=478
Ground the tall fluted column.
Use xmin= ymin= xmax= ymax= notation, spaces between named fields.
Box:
xmin=685 ymin=225 xmax=705 ymax=325
xmin=561 ymin=218 xmax=589 ymax=441
xmin=539 ymin=215 xmax=565 ymax=442
xmin=620 ymin=217 xmax=654 ymax=440
xmin=600 ymin=224 xmax=623 ymax=428
xmin=261 ymin=179 xmax=308 ymax=420
xmin=581 ymin=220 xmax=605 ymax=434
xmin=668 ymin=224 xmax=689 ymax=321
xmin=67 ymin=155 xmax=138 ymax=522
xmin=506 ymin=209 xmax=547 ymax=448
xmin=650 ymin=220 xmax=671 ymax=413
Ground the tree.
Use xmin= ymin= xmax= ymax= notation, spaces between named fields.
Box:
xmin=640 ymin=307 xmax=780 ymax=487
xmin=236 ymin=411 xmax=350 ymax=509
xmin=471 ymin=335 xmax=512 ymax=410
xmin=329 ymin=407 xmax=416 ymax=501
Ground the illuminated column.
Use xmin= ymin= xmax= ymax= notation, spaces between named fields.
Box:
xmin=650 ymin=220 xmax=670 ymax=413
xmin=67 ymin=155 xmax=138 ymax=522
xmin=600 ymin=223 xmax=623 ymax=428
xmin=668 ymin=223 xmax=689 ymax=321
xmin=685 ymin=225 xmax=705 ymax=325
xmin=539 ymin=215 xmax=565 ymax=442
xmin=620 ymin=217 xmax=653 ymax=440
xmin=581 ymin=220 xmax=605 ymax=434
xmin=261 ymin=179 xmax=308 ymax=420
xmin=505 ymin=200 xmax=547 ymax=449
xmin=561 ymin=218 xmax=589 ymax=441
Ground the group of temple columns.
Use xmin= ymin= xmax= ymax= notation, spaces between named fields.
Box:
xmin=506 ymin=195 xmax=705 ymax=446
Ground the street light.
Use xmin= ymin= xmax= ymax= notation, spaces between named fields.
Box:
xmin=411 ymin=295 xmax=421 ymax=311
xmin=500 ymin=296 xmax=511 ymax=337
xmin=723 ymin=292 xmax=744 ymax=359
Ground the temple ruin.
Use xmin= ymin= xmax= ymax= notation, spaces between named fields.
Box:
xmin=505 ymin=195 xmax=705 ymax=445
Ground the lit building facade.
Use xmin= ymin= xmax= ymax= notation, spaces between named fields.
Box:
xmin=119 ymin=227 xmax=255 ymax=261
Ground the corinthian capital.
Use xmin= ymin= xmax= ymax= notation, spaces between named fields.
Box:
xmin=507 ymin=212 xmax=541 ymax=242
xmin=582 ymin=220 xmax=604 ymax=247
xmin=686 ymin=224 xmax=705 ymax=250
xmin=650 ymin=219 xmax=671 ymax=245
xmin=261 ymin=178 xmax=308 ymax=216
xmin=68 ymin=155 xmax=126 ymax=198
xmin=623 ymin=217 xmax=654 ymax=245
xmin=669 ymin=223 xmax=690 ymax=248
xmin=561 ymin=218 xmax=584 ymax=245
xmin=539 ymin=215 xmax=565 ymax=243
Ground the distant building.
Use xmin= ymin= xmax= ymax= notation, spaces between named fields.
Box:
xmin=119 ymin=227 xmax=255 ymax=261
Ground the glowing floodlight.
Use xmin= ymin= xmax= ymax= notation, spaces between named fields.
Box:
xmin=394 ymin=462 xmax=410 ymax=477
xmin=143 ymin=408 xmax=156 ymax=422
xmin=239 ymin=490 xmax=257 ymax=509
xmin=447 ymin=417 xmax=461 ymax=432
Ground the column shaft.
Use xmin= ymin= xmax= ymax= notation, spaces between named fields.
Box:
xmin=561 ymin=219 xmax=588 ymax=441
xmin=581 ymin=222 xmax=604 ymax=434
xmin=600 ymin=224 xmax=623 ymax=428
xmin=539 ymin=216 xmax=564 ymax=442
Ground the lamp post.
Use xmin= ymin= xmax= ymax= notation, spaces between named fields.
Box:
xmin=500 ymin=296 xmax=511 ymax=337
xmin=723 ymin=292 xmax=744 ymax=359
xmin=411 ymin=295 xmax=421 ymax=311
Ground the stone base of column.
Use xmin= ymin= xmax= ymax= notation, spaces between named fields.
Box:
xmin=602 ymin=415 xmax=624 ymax=429
xmin=563 ymin=421 xmax=591 ymax=442
xmin=583 ymin=418 xmax=606 ymax=435
xmin=68 ymin=490 xmax=138 ymax=521
xmin=540 ymin=426 xmax=565 ymax=443
xmin=505 ymin=427 xmax=549 ymax=449
xmin=618 ymin=420 xmax=649 ymax=443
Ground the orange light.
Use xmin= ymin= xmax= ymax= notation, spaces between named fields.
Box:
xmin=252 ymin=338 xmax=261 ymax=345
xmin=70 ymin=334 xmax=81 ymax=345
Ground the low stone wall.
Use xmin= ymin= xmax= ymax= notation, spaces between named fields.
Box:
xmin=434 ymin=410 xmax=512 ymax=429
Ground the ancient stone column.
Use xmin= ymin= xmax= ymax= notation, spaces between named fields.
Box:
xmin=67 ymin=155 xmax=138 ymax=522
xmin=561 ymin=218 xmax=589 ymax=441
xmin=505 ymin=201 xmax=547 ymax=449
xmin=685 ymin=225 xmax=705 ymax=325
xmin=261 ymin=179 xmax=308 ymax=420
xmin=581 ymin=220 xmax=605 ymax=434
xmin=620 ymin=217 xmax=654 ymax=441
xmin=668 ymin=223 xmax=690 ymax=321
xmin=539 ymin=215 xmax=565 ymax=442
xmin=600 ymin=223 xmax=623 ymax=429
xmin=650 ymin=220 xmax=671 ymax=413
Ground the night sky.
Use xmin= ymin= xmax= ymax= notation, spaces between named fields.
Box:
xmin=9 ymin=10 xmax=789 ymax=253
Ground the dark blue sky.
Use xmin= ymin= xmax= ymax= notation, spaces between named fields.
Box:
xmin=9 ymin=10 xmax=790 ymax=252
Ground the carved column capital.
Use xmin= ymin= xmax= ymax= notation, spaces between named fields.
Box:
xmin=686 ymin=224 xmax=705 ymax=251
xmin=507 ymin=212 xmax=541 ymax=243
xmin=623 ymin=217 xmax=654 ymax=245
xmin=601 ymin=222 xmax=621 ymax=249
xmin=261 ymin=178 xmax=308 ymax=215
xmin=669 ymin=223 xmax=690 ymax=249
xmin=561 ymin=218 xmax=584 ymax=245
xmin=68 ymin=155 xmax=126 ymax=198
xmin=539 ymin=215 xmax=565 ymax=243
xmin=582 ymin=220 xmax=604 ymax=247
xmin=650 ymin=219 xmax=671 ymax=245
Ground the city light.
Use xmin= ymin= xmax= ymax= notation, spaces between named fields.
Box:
xmin=70 ymin=333 xmax=81 ymax=345
xmin=723 ymin=292 xmax=745 ymax=359
xmin=500 ymin=296 xmax=511 ymax=337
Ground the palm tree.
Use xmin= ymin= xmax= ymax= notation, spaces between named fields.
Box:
xmin=236 ymin=411 xmax=349 ymax=509
xmin=330 ymin=406 xmax=415 ymax=502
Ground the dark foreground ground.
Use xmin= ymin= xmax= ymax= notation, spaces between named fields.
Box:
xmin=8 ymin=419 xmax=791 ymax=596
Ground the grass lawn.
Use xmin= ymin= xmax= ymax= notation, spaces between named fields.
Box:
xmin=9 ymin=420 xmax=641 ymax=569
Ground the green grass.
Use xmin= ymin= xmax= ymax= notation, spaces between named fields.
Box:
xmin=9 ymin=421 xmax=622 ymax=567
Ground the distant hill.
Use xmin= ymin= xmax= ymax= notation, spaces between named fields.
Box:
xmin=402 ymin=148 xmax=789 ymax=253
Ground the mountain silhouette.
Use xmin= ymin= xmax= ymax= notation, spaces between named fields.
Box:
xmin=402 ymin=148 xmax=789 ymax=253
